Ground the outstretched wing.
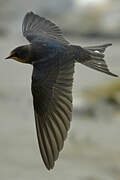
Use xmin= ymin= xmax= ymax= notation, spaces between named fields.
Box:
xmin=31 ymin=59 xmax=74 ymax=170
xmin=22 ymin=11 xmax=69 ymax=45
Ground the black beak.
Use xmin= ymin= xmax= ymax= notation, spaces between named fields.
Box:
xmin=5 ymin=55 xmax=12 ymax=59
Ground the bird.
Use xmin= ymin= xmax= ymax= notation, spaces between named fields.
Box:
xmin=6 ymin=11 xmax=118 ymax=170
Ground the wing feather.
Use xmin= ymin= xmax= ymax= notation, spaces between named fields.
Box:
xmin=22 ymin=11 xmax=69 ymax=45
xmin=32 ymin=60 xmax=74 ymax=170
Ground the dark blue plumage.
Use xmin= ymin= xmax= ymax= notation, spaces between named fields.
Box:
xmin=6 ymin=11 xmax=118 ymax=171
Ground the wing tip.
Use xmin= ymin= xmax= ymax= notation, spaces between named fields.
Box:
xmin=23 ymin=11 xmax=37 ymax=22
xmin=23 ymin=11 xmax=35 ymax=21
xmin=46 ymin=163 xmax=55 ymax=171
xmin=26 ymin=11 xmax=34 ymax=16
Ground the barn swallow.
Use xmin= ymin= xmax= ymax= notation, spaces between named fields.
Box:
xmin=6 ymin=11 xmax=118 ymax=170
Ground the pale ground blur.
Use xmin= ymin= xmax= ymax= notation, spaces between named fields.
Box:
xmin=0 ymin=0 xmax=120 ymax=180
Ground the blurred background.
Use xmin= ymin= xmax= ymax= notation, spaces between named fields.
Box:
xmin=0 ymin=0 xmax=120 ymax=179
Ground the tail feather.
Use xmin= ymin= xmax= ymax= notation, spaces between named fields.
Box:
xmin=84 ymin=43 xmax=112 ymax=53
xmin=73 ymin=43 xmax=118 ymax=77
xmin=84 ymin=59 xmax=118 ymax=77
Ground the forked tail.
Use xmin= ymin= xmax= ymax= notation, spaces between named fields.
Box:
xmin=72 ymin=43 xmax=118 ymax=77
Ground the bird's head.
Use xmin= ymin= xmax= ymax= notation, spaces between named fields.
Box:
xmin=6 ymin=45 xmax=30 ymax=63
